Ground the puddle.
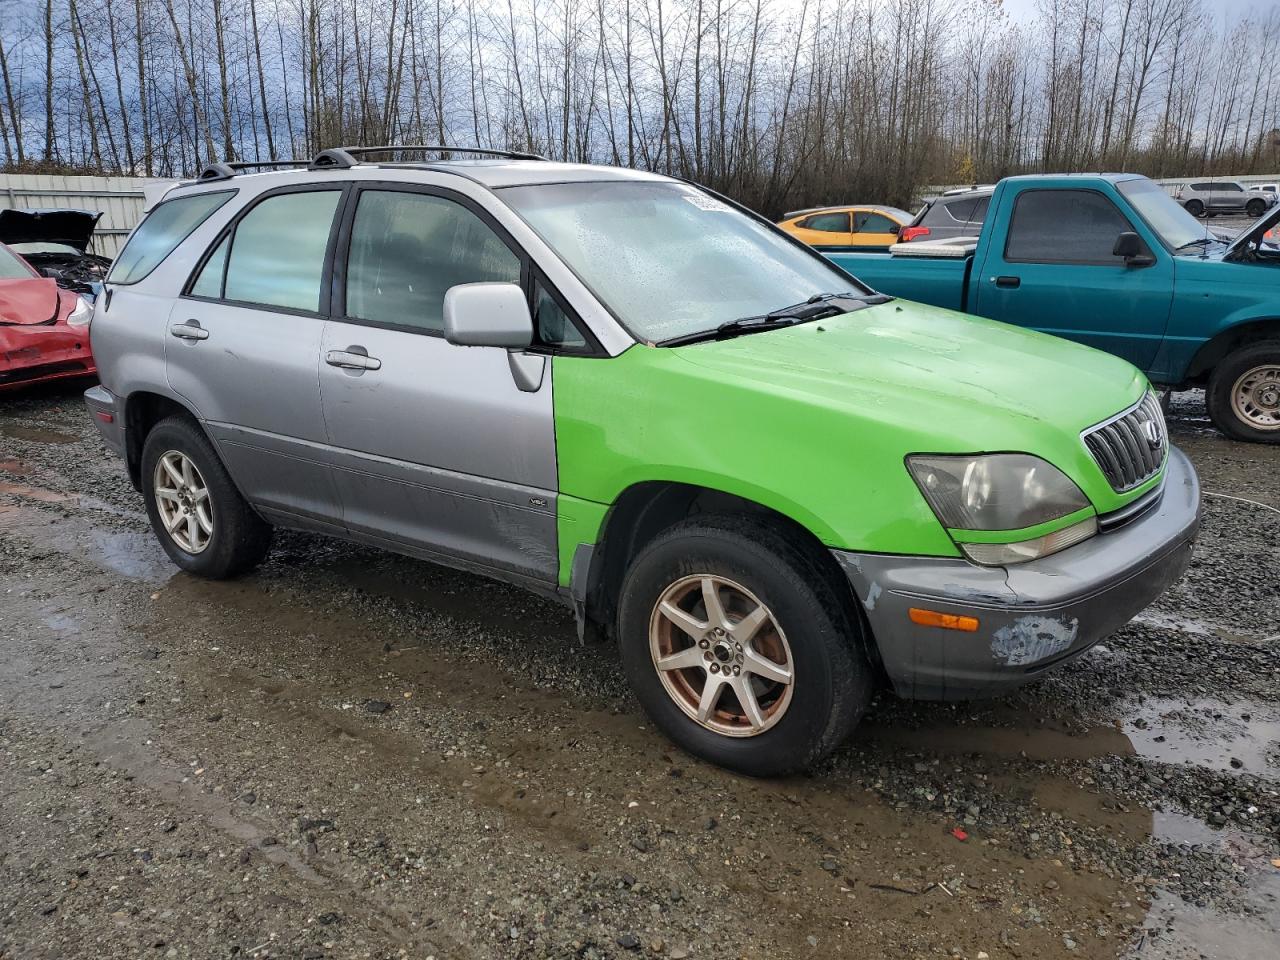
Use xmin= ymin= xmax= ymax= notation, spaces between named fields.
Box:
xmin=1125 ymin=698 xmax=1280 ymax=776
xmin=1131 ymin=872 xmax=1280 ymax=960
xmin=0 ymin=424 xmax=78 ymax=444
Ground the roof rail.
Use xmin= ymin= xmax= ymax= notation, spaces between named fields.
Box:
xmin=311 ymin=145 xmax=548 ymax=168
xmin=195 ymin=159 xmax=312 ymax=182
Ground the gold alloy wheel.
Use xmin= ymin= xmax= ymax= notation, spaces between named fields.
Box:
xmin=648 ymin=574 xmax=795 ymax=737
xmin=1230 ymin=364 xmax=1280 ymax=430
xmin=153 ymin=450 xmax=213 ymax=554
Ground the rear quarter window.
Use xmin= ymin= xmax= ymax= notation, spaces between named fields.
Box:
xmin=108 ymin=191 xmax=234 ymax=284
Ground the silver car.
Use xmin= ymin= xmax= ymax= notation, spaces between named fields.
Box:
xmin=1175 ymin=180 xmax=1275 ymax=219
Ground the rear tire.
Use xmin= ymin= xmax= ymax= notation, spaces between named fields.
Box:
xmin=1185 ymin=199 xmax=1205 ymax=218
xmin=1205 ymin=341 xmax=1280 ymax=443
xmin=616 ymin=515 xmax=874 ymax=776
xmin=141 ymin=416 xmax=273 ymax=577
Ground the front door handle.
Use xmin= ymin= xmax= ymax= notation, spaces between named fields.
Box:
xmin=992 ymin=275 xmax=1021 ymax=288
xmin=325 ymin=349 xmax=382 ymax=371
xmin=169 ymin=320 xmax=209 ymax=340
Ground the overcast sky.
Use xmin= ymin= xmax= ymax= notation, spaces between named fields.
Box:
xmin=995 ymin=0 xmax=1276 ymax=24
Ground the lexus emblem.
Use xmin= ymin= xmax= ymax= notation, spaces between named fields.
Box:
xmin=1143 ymin=419 xmax=1163 ymax=449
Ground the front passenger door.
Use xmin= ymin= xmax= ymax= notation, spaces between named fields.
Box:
xmin=317 ymin=186 xmax=562 ymax=584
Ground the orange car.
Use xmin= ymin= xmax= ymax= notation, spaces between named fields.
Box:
xmin=776 ymin=205 xmax=913 ymax=250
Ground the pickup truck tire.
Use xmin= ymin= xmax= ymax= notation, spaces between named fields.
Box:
xmin=141 ymin=416 xmax=273 ymax=577
xmin=1247 ymin=199 xmax=1267 ymax=219
xmin=1184 ymin=199 xmax=1205 ymax=218
xmin=616 ymin=515 xmax=873 ymax=776
xmin=1206 ymin=341 xmax=1280 ymax=442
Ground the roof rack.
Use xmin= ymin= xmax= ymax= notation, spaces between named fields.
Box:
xmin=195 ymin=159 xmax=313 ymax=182
xmin=309 ymin=145 xmax=548 ymax=170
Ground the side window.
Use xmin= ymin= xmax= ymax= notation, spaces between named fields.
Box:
xmin=532 ymin=278 xmax=587 ymax=350
xmin=798 ymin=212 xmax=850 ymax=233
xmin=223 ymin=191 xmax=341 ymax=311
xmin=854 ymin=212 xmax=898 ymax=234
xmin=345 ymin=190 xmax=521 ymax=333
xmin=942 ymin=198 xmax=978 ymax=223
xmin=190 ymin=235 xmax=229 ymax=299
xmin=1190 ymin=182 xmax=1212 ymax=192
xmin=969 ymin=196 xmax=991 ymax=224
xmin=1005 ymin=190 xmax=1132 ymax=265
xmin=1221 ymin=183 xmax=1243 ymax=193
xmin=109 ymin=191 xmax=233 ymax=284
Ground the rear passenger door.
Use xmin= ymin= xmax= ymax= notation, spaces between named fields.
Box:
xmin=972 ymin=187 xmax=1173 ymax=370
xmin=168 ymin=185 xmax=346 ymax=530
xmin=317 ymin=184 xmax=584 ymax=585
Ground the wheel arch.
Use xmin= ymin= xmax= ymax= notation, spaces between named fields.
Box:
xmin=1184 ymin=317 xmax=1280 ymax=385
xmin=575 ymin=480 xmax=860 ymax=644
xmin=122 ymin=390 xmax=205 ymax=490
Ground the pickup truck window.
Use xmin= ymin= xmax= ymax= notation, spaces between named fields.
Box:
xmin=501 ymin=180 xmax=862 ymax=343
xmin=1005 ymin=190 xmax=1131 ymax=265
xmin=1117 ymin=178 xmax=1208 ymax=252
xmin=345 ymin=190 xmax=520 ymax=334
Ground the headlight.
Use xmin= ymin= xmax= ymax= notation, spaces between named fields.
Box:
xmin=66 ymin=295 xmax=93 ymax=328
xmin=906 ymin=453 xmax=1094 ymax=565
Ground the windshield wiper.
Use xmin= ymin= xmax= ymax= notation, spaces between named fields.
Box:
xmin=658 ymin=292 xmax=892 ymax=347
xmin=1175 ymin=236 xmax=1220 ymax=253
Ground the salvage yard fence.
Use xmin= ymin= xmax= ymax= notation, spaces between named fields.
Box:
xmin=0 ymin=173 xmax=177 ymax=259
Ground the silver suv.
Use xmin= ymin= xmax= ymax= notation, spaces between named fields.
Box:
xmin=1176 ymin=180 xmax=1275 ymax=219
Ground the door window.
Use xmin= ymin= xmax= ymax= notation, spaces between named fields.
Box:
xmin=344 ymin=190 xmax=521 ymax=333
xmin=854 ymin=212 xmax=898 ymax=234
xmin=218 ymin=190 xmax=342 ymax=312
xmin=1218 ymin=183 xmax=1243 ymax=192
xmin=797 ymin=212 xmax=850 ymax=233
xmin=1005 ymin=190 xmax=1133 ymax=265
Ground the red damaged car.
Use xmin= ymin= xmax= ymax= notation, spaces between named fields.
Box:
xmin=0 ymin=242 xmax=95 ymax=390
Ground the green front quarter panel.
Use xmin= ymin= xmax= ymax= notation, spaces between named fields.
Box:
xmin=551 ymin=301 xmax=1153 ymax=586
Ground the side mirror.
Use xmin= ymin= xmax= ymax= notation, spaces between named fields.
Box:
xmin=443 ymin=282 xmax=533 ymax=348
xmin=889 ymin=223 xmax=901 ymax=236
xmin=1112 ymin=231 xmax=1154 ymax=266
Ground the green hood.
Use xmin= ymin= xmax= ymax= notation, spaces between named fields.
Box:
xmin=552 ymin=300 xmax=1155 ymax=566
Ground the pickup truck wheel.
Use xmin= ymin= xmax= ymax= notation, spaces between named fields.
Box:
xmin=616 ymin=516 xmax=873 ymax=776
xmin=1184 ymin=199 xmax=1205 ymax=218
xmin=1247 ymin=199 xmax=1267 ymax=219
xmin=1206 ymin=342 xmax=1280 ymax=442
xmin=141 ymin=416 xmax=273 ymax=577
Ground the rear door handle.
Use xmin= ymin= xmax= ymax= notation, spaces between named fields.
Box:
xmin=169 ymin=320 xmax=209 ymax=340
xmin=325 ymin=349 xmax=382 ymax=371
xmin=992 ymin=275 xmax=1021 ymax=288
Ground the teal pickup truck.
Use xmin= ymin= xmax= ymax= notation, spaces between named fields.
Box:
xmin=830 ymin=174 xmax=1280 ymax=442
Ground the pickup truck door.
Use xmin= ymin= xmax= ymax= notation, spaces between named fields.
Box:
xmin=971 ymin=187 xmax=1173 ymax=371
xmin=316 ymin=184 xmax=561 ymax=585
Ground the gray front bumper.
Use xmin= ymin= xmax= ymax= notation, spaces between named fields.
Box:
xmin=834 ymin=446 xmax=1201 ymax=700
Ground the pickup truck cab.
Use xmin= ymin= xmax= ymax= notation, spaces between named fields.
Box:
xmin=85 ymin=151 xmax=1199 ymax=776
xmin=830 ymin=174 xmax=1280 ymax=442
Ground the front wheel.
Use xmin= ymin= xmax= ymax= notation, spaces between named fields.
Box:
xmin=1206 ymin=341 xmax=1280 ymax=442
xmin=1184 ymin=199 xmax=1205 ymax=218
xmin=141 ymin=416 xmax=273 ymax=577
xmin=616 ymin=516 xmax=873 ymax=776
xmin=1247 ymin=199 xmax=1267 ymax=219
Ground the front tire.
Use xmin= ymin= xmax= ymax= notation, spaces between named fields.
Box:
xmin=1247 ymin=199 xmax=1267 ymax=219
xmin=1205 ymin=341 xmax=1280 ymax=443
xmin=616 ymin=516 xmax=873 ymax=776
xmin=141 ymin=416 xmax=273 ymax=577
xmin=1185 ymin=199 xmax=1205 ymax=218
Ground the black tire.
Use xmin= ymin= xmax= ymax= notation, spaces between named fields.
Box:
xmin=141 ymin=415 xmax=272 ymax=577
xmin=1247 ymin=199 xmax=1267 ymax=219
xmin=616 ymin=515 xmax=874 ymax=776
xmin=1205 ymin=340 xmax=1280 ymax=443
xmin=1184 ymin=199 xmax=1205 ymax=218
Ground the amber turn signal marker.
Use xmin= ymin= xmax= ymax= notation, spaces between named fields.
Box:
xmin=908 ymin=607 xmax=979 ymax=632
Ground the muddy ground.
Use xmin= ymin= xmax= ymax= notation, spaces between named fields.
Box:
xmin=0 ymin=385 xmax=1277 ymax=960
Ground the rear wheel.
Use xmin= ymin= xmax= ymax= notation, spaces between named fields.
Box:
xmin=617 ymin=516 xmax=873 ymax=776
xmin=1247 ymin=199 xmax=1267 ymax=219
xmin=1206 ymin=341 xmax=1280 ymax=443
xmin=1185 ymin=199 xmax=1205 ymax=218
xmin=141 ymin=416 xmax=273 ymax=577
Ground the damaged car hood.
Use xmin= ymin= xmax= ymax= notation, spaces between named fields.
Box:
xmin=0 ymin=208 xmax=102 ymax=253
xmin=0 ymin=277 xmax=61 ymax=325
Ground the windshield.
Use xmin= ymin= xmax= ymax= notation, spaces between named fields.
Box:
xmin=1117 ymin=178 xmax=1214 ymax=252
xmin=500 ymin=180 xmax=864 ymax=343
xmin=0 ymin=245 xmax=35 ymax=279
